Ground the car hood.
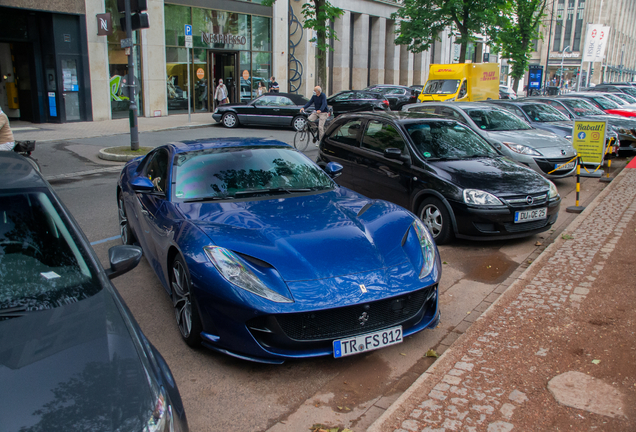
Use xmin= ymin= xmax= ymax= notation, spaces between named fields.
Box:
xmin=429 ymin=156 xmax=550 ymax=196
xmin=536 ymin=121 xmax=573 ymax=138
xmin=0 ymin=290 xmax=155 ymax=432
xmin=179 ymin=190 xmax=414 ymax=282
xmin=486 ymin=129 xmax=572 ymax=150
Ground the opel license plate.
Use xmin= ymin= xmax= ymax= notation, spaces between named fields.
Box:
xmin=333 ymin=326 xmax=402 ymax=358
xmin=514 ymin=207 xmax=547 ymax=223
xmin=555 ymin=161 xmax=575 ymax=170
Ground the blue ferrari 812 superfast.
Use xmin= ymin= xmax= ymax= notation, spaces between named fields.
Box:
xmin=117 ymin=138 xmax=440 ymax=363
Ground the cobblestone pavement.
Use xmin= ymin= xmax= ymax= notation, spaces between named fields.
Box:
xmin=368 ymin=164 xmax=636 ymax=432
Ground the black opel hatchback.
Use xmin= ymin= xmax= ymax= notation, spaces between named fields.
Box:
xmin=317 ymin=111 xmax=561 ymax=243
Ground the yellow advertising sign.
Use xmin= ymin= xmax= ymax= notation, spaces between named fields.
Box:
xmin=572 ymin=121 xmax=607 ymax=165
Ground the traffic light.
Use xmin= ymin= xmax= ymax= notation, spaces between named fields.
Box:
xmin=117 ymin=0 xmax=150 ymax=31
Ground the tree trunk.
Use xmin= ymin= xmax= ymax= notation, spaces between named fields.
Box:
xmin=314 ymin=0 xmax=327 ymax=89
xmin=458 ymin=41 xmax=467 ymax=63
xmin=512 ymin=77 xmax=520 ymax=94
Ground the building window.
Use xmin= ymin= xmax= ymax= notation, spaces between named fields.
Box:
xmin=572 ymin=0 xmax=585 ymax=51
xmin=553 ymin=0 xmax=565 ymax=52
xmin=562 ymin=0 xmax=575 ymax=49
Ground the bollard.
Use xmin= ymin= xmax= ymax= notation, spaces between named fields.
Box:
xmin=599 ymin=141 xmax=614 ymax=183
xmin=566 ymin=157 xmax=585 ymax=214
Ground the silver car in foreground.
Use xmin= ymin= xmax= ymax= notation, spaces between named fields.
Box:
xmin=402 ymin=102 xmax=577 ymax=179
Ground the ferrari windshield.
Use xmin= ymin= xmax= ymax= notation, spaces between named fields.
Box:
xmin=423 ymin=80 xmax=460 ymax=95
xmin=0 ymin=192 xmax=100 ymax=316
xmin=561 ymin=98 xmax=606 ymax=116
xmin=173 ymin=146 xmax=334 ymax=200
xmin=465 ymin=108 xmax=532 ymax=131
xmin=521 ymin=104 xmax=570 ymax=122
xmin=406 ymin=121 xmax=498 ymax=160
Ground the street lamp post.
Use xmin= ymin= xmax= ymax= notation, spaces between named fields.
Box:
xmin=620 ymin=43 xmax=625 ymax=81
xmin=559 ymin=45 xmax=571 ymax=91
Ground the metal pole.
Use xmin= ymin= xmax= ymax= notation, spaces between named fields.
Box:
xmin=187 ymin=48 xmax=191 ymax=123
xmin=620 ymin=44 xmax=625 ymax=81
xmin=125 ymin=0 xmax=139 ymax=151
xmin=544 ymin=0 xmax=557 ymax=92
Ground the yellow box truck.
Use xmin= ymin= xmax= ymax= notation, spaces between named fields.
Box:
xmin=418 ymin=63 xmax=499 ymax=102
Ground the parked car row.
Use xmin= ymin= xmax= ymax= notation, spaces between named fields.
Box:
xmin=212 ymin=86 xmax=419 ymax=131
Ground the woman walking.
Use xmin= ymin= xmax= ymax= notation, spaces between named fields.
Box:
xmin=215 ymin=79 xmax=228 ymax=107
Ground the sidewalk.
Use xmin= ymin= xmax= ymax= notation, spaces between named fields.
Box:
xmin=369 ymin=160 xmax=636 ymax=431
xmin=10 ymin=112 xmax=214 ymax=142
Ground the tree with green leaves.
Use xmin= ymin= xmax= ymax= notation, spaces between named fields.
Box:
xmin=262 ymin=0 xmax=344 ymax=90
xmin=490 ymin=0 xmax=548 ymax=93
xmin=393 ymin=0 xmax=509 ymax=64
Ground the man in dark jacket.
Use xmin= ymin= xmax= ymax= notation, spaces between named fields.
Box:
xmin=300 ymin=86 xmax=329 ymax=141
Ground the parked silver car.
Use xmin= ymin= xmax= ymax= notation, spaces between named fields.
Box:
xmin=402 ymin=102 xmax=578 ymax=179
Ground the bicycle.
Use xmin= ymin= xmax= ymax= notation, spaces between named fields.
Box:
xmin=13 ymin=140 xmax=41 ymax=172
xmin=293 ymin=110 xmax=333 ymax=151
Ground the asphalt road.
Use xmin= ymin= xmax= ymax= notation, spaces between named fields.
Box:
xmin=42 ymin=124 xmax=620 ymax=432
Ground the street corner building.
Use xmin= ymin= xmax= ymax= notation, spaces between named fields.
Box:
xmin=0 ymin=0 xmax=477 ymax=125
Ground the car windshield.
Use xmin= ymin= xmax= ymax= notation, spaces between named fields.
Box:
xmin=561 ymin=98 xmax=606 ymax=116
xmin=405 ymin=121 xmax=498 ymax=160
xmin=173 ymin=146 xmax=335 ymax=200
xmin=0 ymin=191 xmax=101 ymax=315
xmin=614 ymin=92 xmax=636 ymax=103
xmin=521 ymin=104 xmax=570 ymax=122
xmin=465 ymin=108 xmax=532 ymax=131
xmin=600 ymin=93 xmax=628 ymax=105
xmin=620 ymin=87 xmax=636 ymax=97
xmin=423 ymin=80 xmax=460 ymax=94
xmin=591 ymin=96 xmax=620 ymax=110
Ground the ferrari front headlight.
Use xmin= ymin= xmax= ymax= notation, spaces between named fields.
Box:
xmin=412 ymin=219 xmax=436 ymax=279
xmin=204 ymin=246 xmax=293 ymax=303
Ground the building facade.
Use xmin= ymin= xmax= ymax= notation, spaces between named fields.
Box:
xmin=2 ymin=0 xmax=498 ymax=123
xmin=531 ymin=0 xmax=636 ymax=88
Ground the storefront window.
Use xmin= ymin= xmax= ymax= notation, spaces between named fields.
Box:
xmin=252 ymin=52 xmax=271 ymax=94
xmin=193 ymin=49 xmax=208 ymax=111
xmin=252 ymin=16 xmax=270 ymax=51
xmin=165 ymin=3 xmax=271 ymax=114
xmin=105 ymin=0 xmax=142 ymax=119
xmin=192 ymin=9 xmax=250 ymax=50
xmin=166 ymin=47 xmax=189 ymax=114
xmin=165 ymin=4 xmax=191 ymax=47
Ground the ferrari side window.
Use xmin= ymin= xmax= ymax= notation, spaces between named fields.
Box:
xmin=145 ymin=150 xmax=169 ymax=193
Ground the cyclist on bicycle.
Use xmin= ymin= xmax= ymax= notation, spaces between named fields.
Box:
xmin=300 ymin=86 xmax=329 ymax=141
xmin=0 ymin=107 xmax=15 ymax=151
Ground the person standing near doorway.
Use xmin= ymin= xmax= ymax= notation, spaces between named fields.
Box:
xmin=257 ymin=81 xmax=264 ymax=97
xmin=215 ymin=79 xmax=228 ymax=107
xmin=268 ymin=76 xmax=279 ymax=93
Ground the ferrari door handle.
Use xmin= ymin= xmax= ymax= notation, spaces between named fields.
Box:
xmin=141 ymin=209 xmax=149 ymax=216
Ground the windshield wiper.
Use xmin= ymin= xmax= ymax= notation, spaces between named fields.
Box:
xmin=234 ymin=187 xmax=312 ymax=197
xmin=0 ymin=305 xmax=28 ymax=319
xmin=462 ymin=154 xmax=494 ymax=159
xmin=182 ymin=195 xmax=235 ymax=203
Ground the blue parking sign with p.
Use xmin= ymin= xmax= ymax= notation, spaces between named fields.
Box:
xmin=185 ymin=25 xmax=192 ymax=36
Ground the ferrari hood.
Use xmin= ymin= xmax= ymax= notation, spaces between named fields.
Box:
xmin=0 ymin=290 xmax=154 ymax=432
xmin=179 ymin=190 xmax=414 ymax=282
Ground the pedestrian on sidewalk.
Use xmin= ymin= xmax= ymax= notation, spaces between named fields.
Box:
xmin=0 ymin=107 xmax=15 ymax=151
xmin=268 ymin=76 xmax=279 ymax=93
xmin=215 ymin=79 xmax=229 ymax=107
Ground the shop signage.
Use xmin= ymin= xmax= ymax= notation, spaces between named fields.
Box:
xmin=572 ymin=121 xmax=607 ymax=165
xmin=201 ymin=32 xmax=246 ymax=46
xmin=97 ymin=13 xmax=113 ymax=36
xmin=549 ymin=52 xmax=580 ymax=58
xmin=197 ymin=68 xmax=205 ymax=79
xmin=582 ymin=24 xmax=611 ymax=63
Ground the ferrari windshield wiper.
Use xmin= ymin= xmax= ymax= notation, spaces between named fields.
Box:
xmin=0 ymin=305 xmax=28 ymax=319
xmin=233 ymin=187 xmax=312 ymax=197
xmin=182 ymin=195 xmax=235 ymax=203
